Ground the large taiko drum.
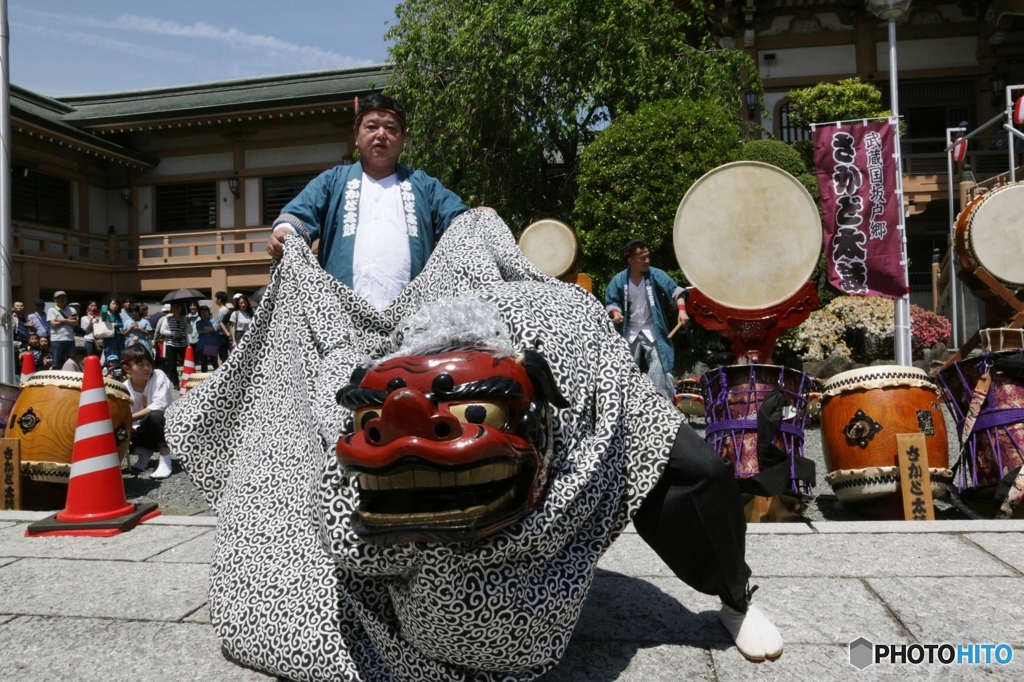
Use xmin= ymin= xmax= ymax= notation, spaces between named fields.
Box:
xmin=936 ymin=349 xmax=1024 ymax=517
xmin=184 ymin=372 xmax=211 ymax=392
xmin=674 ymin=161 xmax=821 ymax=311
xmin=700 ymin=364 xmax=814 ymax=497
xmin=954 ymin=184 xmax=1024 ymax=289
xmin=7 ymin=371 xmax=133 ymax=483
xmin=518 ymin=219 xmax=580 ymax=279
xmin=981 ymin=328 xmax=1024 ymax=353
xmin=821 ymin=366 xmax=951 ymax=503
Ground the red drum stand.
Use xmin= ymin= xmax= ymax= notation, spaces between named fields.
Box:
xmin=687 ymin=282 xmax=818 ymax=364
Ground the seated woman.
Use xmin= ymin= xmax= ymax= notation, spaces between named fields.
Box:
xmin=121 ymin=344 xmax=175 ymax=480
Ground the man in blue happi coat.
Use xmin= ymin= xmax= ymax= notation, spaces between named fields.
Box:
xmin=605 ymin=239 xmax=688 ymax=400
xmin=266 ymin=94 xmax=468 ymax=309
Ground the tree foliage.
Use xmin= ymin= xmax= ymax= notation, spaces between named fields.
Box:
xmin=574 ymin=98 xmax=743 ymax=290
xmin=732 ymin=139 xmax=808 ymax=176
xmin=386 ymin=0 xmax=760 ymax=229
xmin=787 ymin=78 xmax=891 ymax=129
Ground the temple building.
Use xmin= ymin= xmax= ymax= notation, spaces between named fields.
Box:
xmin=712 ymin=0 xmax=1024 ymax=323
xmin=9 ymin=65 xmax=385 ymax=303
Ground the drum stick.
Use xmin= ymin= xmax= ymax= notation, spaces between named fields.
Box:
xmin=667 ymin=321 xmax=684 ymax=339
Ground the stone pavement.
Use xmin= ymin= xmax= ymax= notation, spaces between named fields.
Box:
xmin=1 ymin=511 xmax=1022 ymax=681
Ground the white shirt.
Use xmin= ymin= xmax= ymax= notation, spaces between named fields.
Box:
xmin=351 ymin=172 xmax=412 ymax=310
xmin=626 ymin=278 xmax=655 ymax=344
xmin=124 ymin=369 xmax=175 ymax=428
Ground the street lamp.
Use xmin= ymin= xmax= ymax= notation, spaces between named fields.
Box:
xmin=869 ymin=0 xmax=913 ymax=366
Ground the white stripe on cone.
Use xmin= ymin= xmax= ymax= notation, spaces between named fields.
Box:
xmin=75 ymin=420 xmax=114 ymax=442
xmin=69 ymin=452 xmax=121 ymax=479
xmin=79 ymin=387 xmax=107 ymax=406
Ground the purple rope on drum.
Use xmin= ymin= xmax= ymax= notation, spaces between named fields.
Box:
xmin=938 ymin=350 xmax=1024 ymax=492
xmin=700 ymin=364 xmax=813 ymax=497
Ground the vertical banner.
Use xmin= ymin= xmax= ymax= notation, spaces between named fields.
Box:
xmin=814 ymin=121 xmax=907 ymax=298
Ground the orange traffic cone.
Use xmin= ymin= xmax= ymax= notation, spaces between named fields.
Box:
xmin=26 ymin=356 xmax=160 ymax=537
xmin=179 ymin=345 xmax=196 ymax=397
xmin=19 ymin=352 xmax=35 ymax=384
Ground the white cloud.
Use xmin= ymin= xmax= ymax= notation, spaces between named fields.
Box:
xmin=16 ymin=9 xmax=371 ymax=72
xmin=12 ymin=22 xmax=203 ymax=66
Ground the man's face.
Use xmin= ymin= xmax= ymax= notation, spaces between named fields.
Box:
xmin=13 ymin=302 xmax=23 ymax=315
xmin=355 ymin=110 xmax=406 ymax=171
xmin=54 ymin=295 xmax=67 ymax=308
xmin=35 ymin=302 xmax=44 ymax=311
xmin=627 ymin=248 xmax=651 ymax=273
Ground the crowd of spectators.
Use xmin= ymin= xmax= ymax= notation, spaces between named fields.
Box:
xmin=11 ymin=289 xmax=256 ymax=480
xmin=12 ymin=289 xmax=254 ymax=378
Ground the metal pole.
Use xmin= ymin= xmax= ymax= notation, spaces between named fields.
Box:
xmin=945 ymin=127 xmax=962 ymax=349
xmin=1010 ymin=85 xmax=1016 ymax=183
xmin=0 ymin=0 xmax=13 ymax=385
xmin=890 ymin=19 xmax=913 ymax=367
xmin=941 ymin=111 xmax=1006 ymax=152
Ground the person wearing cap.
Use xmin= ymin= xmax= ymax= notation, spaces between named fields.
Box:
xmin=265 ymin=93 xmax=468 ymax=310
xmin=27 ymin=298 xmax=49 ymax=340
xmin=47 ymin=291 xmax=78 ymax=371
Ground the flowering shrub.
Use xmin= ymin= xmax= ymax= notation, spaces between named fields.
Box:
xmin=780 ymin=296 xmax=952 ymax=362
xmin=777 ymin=307 xmax=851 ymax=361
xmin=911 ymin=304 xmax=951 ymax=350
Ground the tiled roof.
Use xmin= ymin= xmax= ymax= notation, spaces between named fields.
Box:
xmin=59 ymin=65 xmax=390 ymax=127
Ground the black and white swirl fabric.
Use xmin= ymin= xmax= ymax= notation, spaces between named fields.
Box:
xmin=165 ymin=209 xmax=682 ymax=681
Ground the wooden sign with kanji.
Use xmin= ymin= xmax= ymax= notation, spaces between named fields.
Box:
xmin=897 ymin=433 xmax=934 ymax=521
xmin=1 ymin=439 xmax=21 ymax=511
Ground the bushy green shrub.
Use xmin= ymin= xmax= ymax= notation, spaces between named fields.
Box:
xmin=732 ymin=139 xmax=807 ymax=177
xmin=574 ymin=98 xmax=743 ymax=290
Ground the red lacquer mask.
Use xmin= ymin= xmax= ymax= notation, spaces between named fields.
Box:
xmin=336 ymin=347 xmax=567 ymax=545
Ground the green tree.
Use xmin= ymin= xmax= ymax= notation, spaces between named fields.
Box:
xmin=386 ymin=0 xmax=760 ymax=229
xmin=732 ymin=139 xmax=808 ymax=176
xmin=786 ymin=78 xmax=892 ymax=129
xmin=574 ymin=98 xmax=743 ymax=290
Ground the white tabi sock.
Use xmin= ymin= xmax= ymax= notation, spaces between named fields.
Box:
xmin=152 ymin=454 xmax=173 ymax=480
xmin=718 ymin=601 xmax=784 ymax=662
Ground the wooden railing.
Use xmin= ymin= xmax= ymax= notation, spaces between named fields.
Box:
xmin=13 ymin=222 xmax=132 ymax=263
xmin=901 ymin=134 xmax=1016 ymax=178
xmin=136 ymin=228 xmax=273 ymax=265
xmin=11 ymin=223 xmax=282 ymax=268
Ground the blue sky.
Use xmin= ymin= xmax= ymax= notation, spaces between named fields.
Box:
xmin=9 ymin=0 xmax=401 ymax=96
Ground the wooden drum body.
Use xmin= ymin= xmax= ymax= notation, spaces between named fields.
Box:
xmin=821 ymin=366 xmax=951 ymax=503
xmin=700 ymin=364 xmax=813 ymax=496
xmin=7 ymin=371 xmax=133 ymax=483
xmin=954 ymin=184 xmax=1024 ymax=290
xmin=937 ymin=350 xmax=1024 ymax=515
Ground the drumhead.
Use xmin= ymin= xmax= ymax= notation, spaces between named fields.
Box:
xmin=518 ymin=219 xmax=579 ymax=278
xmin=674 ymin=162 xmax=821 ymax=310
xmin=965 ymin=184 xmax=1024 ymax=288
xmin=821 ymin=365 xmax=934 ymax=397
xmin=24 ymin=370 xmax=131 ymax=400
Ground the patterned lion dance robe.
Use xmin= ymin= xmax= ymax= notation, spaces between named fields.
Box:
xmin=165 ymin=209 xmax=682 ymax=681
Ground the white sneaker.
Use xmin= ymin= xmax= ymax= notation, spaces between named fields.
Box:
xmin=718 ymin=602 xmax=784 ymax=662
xmin=131 ymin=447 xmax=153 ymax=472
xmin=152 ymin=454 xmax=173 ymax=480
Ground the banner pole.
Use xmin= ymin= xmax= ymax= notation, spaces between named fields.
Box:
xmin=0 ymin=0 xmax=13 ymax=385
xmin=889 ymin=19 xmax=913 ymax=367
xmin=945 ymin=127 xmax=962 ymax=349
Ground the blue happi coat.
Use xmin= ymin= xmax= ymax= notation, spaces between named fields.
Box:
xmin=274 ymin=161 xmax=468 ymax=286
xmin=605 ymin=267 xmax=685 ymax=373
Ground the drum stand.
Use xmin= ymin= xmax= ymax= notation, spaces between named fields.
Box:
xmin=688 ymin=282 xmax=819 ymax=364
xmin=938 ymin=266 xmax=1024 ymax=372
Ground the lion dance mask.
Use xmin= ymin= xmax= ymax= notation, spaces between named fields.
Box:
xmin=336 ymin=347 xmax=568 ymax=546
